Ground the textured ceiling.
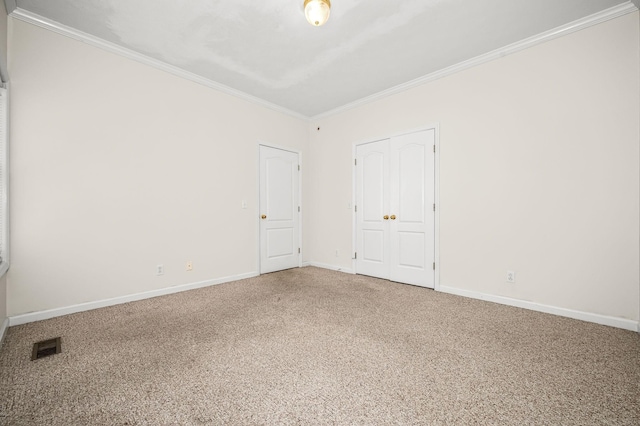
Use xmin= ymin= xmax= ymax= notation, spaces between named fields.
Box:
xmin=13 ymin=0 xmax=632 ymax=117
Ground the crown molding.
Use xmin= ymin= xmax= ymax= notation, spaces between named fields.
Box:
xmin=311 ymin=1 xmax=639 ymax=120
xmin=9 ymin=2 xmax=638 ymax=121
xmin=9 ymin=8 xmax=309 ymax=121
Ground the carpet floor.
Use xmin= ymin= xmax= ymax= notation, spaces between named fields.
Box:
xmin=0 ymin=267 xmax=638 ymax=425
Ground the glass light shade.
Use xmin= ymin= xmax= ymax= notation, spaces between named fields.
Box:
xmin=304 ymin=0 xmax=331 ymax=27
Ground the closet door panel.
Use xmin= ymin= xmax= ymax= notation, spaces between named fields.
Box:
xmin=356 ymin=140 xmax=390 ymax=280
xmin=390 ymin=130 xmax=435 ymax=287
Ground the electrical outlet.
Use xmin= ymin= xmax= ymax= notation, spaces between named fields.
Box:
xmin=335 ymin=249 xmax=340 ymax=257
xmin=156 ymin=264 xmax=164 ymax=276
xmin=506 ymin=270 xmax=515 ymax=283
xmin=186 ymin=261 xmax=193 ymax=271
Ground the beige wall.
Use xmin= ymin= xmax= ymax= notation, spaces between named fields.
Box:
xmin=0 ymin=2 xmax=6 ymax=328
xmin=0 ymin=272 xmax=5 ymax=326
xmin=7 ymin=19 xmax=309 ymax=315
xmin=6 ymin=11 xmax=640 ymax=326
xmin=308 ymin=12 xmax=640 ymax=322
xmin=0 ymin=1 xmax=7 ymax=81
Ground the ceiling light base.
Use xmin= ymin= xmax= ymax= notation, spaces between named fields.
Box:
xmin=304 ymin=0 xmax=331 ymax=27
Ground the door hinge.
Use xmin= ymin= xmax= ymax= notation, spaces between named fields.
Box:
xmin=298 ymin=165 xmax=300 ymax=171
xmin=433 ymin=203 xmax=436 ymax=211
xmin=298 ymin=248 xmax=301 ymax=254
xmin=354 ymin=252 xmax=357 ymax=259
xmin=433 ymin=145 xmax=436 ymax=153
xmin=298 ymin=206 xmax=301 ymax=212
xmin=433 ymin=262 xmax=436 ymax=270
xmin=354 ymin=159 xmax=357 ymax=166
xmin=355 ymin=205 xmax=357 ymax=212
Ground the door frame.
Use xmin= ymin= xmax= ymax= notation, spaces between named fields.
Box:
xmin=351 ymin=124 xmax=440 ymax=290
xmin=257 ymin=142 xmax=303 ymax=274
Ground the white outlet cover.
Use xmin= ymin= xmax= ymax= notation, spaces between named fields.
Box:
xmin=506 ymin=271 xmax=515 ymax=283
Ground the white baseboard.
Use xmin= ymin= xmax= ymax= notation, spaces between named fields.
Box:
xmin=8 ymin=269 xmax=637 ymax=333
xmin=0 ymin=317 xmax=9 ymax=346
xmin=9 ymin=271 xmax=259 ymax=326
xmin=440 ymin=285 xmax=639 ymax=332
xmin=304 ymin=261 xmax=355 ymax=274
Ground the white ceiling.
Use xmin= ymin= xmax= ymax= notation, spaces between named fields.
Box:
xmin=11 ymin=0 xmax=634 ymax=117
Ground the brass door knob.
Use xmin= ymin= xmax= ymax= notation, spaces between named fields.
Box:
xmin=261 ymin=215 xmax=267 ymax=219
xmin=390 ymin=215 xmax=396 ymax=220
xmin=383 ymin=215 xmax=389 ymax=220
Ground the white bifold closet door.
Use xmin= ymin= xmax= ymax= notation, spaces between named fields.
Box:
xmin=356 ymin=129 xmax=435 ymax=288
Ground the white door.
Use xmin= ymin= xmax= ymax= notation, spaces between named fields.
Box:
xmin=355 ymin=129 xmax=435 ymax=288
xmin=389 ymin=130 xmax=435 ymax=287
xmin=356 ymin=139 xmax=390 ymax=279
xmin=259 ymin=145 xmax=300 ymax=274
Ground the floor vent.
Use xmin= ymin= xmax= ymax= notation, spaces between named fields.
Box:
xmin=31 ymin=337 xmax=62 ymax=361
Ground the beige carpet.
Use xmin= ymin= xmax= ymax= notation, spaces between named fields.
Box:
xmin=0 ymin=267 xmax=638 ymax=425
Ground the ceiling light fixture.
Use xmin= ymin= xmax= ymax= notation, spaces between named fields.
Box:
xmin=304 ymin=0 xmax=331 ymax=27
